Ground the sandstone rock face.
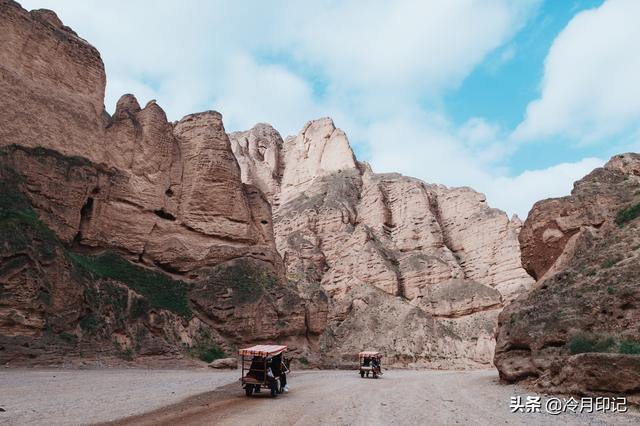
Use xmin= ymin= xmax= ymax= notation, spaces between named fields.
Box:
xmin=0 ymin=1 xmax=283 ymax=275
xmin=0 ymin=3 xmax=314 ymax=365
xmin=0 ymin=0 xmax=106 ymax=163
xmin=495 ymin=154 xmax=640 ymax=400
xmin=0 ymin=0 xmax=537 ymax=369
xmin=230 ymin=120 xmax=534 ymax=367
xmin=0 ymin=145 xmax=315 ymax=365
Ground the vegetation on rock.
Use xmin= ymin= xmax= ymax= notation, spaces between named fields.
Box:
xmin=68 ymin=251 xmax=192 ymax=318
xmin=615 ymin=202 xmax=640 ymax=226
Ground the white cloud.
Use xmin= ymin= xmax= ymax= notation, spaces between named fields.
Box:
xmin=19 ymin=0 xmax=538 ymax=122
xmin=275 ymin=0 xmax=538 ymax=115
xmin=18 ymin=0 xmax=603 ymax=219
xmin=514 ymin=0 xmax=640 ymax=141
xmin=366 ymin=111 xmax=495 ymax=188
xmin=212 ymin=54 xmax=322 ymax=136
xmin=294 ymin=1 xmax=532 ymax=87
xmin=487 ymin=158 xmax=604 ymax=218
xmin=364 ymin=111 xmax=602 ymax=218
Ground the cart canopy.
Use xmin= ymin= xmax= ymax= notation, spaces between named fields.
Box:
xmin=239 ymin=345 xmax=287 ymax=357
xmin=359 ymin=351 xmax=382 ymax=358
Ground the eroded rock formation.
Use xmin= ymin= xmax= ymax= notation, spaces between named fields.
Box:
xmin=0 ymin=1 xmax=316 ymax=365
xmin=231 ymin=119 xmax=534 ymax=367
xmin=1 ymin=0 xmax=539 ymax=369
xmin=495 ymin=153 xmax=640 ymax=401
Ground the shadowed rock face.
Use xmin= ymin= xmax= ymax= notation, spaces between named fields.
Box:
xmin=495 ymin=153 xmax=640 ymax=401
xmin=230 ymin=120 xmax=534 ymax=367
xmin=0 ymin=1 xmax=318 ymax=364
xmin=0 ymin=1 xmax=279 ymax=274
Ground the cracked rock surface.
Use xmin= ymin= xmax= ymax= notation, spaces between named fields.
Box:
xmin=0 ymin=1 xmax=315 ymax=365
xmin=231 ymin=119 xmax=534 ymax=367
xmin=495 ymin=153 xmax=640 ymax=400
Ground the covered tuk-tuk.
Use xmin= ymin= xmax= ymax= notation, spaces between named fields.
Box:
xmin=239 ymin=344 xmax=288 ymax=397
xmin=358 ymin=351 xmax=382 ymax=378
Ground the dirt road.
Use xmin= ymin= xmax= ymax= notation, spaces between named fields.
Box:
xmin=111 ymin=370 xmax=638 ymax=426
xmin=0 ymin=368 xmax=237 ymax=425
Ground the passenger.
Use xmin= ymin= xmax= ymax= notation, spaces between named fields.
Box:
xmin=280 ymin=357 xmax=290 ymax=392
xmin=248 ymin=356 xmax=265 ymax=380
xmin=371 ymin=357 xmax=380 ymax=372
xmin=266 ymin=357 xmax=278 ymax=391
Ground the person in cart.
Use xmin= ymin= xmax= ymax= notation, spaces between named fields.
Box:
xmin=239 ymin=345 xmax=289 ymax=397
xmin=358 ymin=351 xmax=383 ymax=378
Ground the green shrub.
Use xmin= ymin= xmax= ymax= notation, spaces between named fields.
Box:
xmin=607 ymin=286 xmax=616 ymax=295
xmin=298 ymin=356 xmax=309 ymax=365
xmin=190 ymin=343 xmax=225 ymax=363
xmin=616 ymin=202 xmax=640 ymax=226
xmin=601 ymin=257 xmax=621 ymax=268
xmin=118 ymin=347 xmax=135 ymax=361
xmin=203 ymin=261 xmax=279 ymax=303
xmin=0 ymin=185 xmax=58 ymax=260
xmin=130 ymin=297 xmax=150 ymax=319
xmin=619 ymin=340 xmax=640 ymax=355
xmin=68 ymin=251 xmax=191 ymax=318
xmin=568 ymin=335 xmax=615 ymax=354
xmin=79 ymin=313 xmax=99 ymax=334
xmin=113 ymin=341 xmax=136 ymax=360
xmin=59 ymin=332 xmax=78 ymax=345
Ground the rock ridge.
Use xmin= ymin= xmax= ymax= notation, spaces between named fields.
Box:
xmin=0 ymin=2 xmax=316 ymax=365
xmin=495 ymin=153 xmax=640 ymax=400
xmin=230 ymin=120 xmax=534 ymax=366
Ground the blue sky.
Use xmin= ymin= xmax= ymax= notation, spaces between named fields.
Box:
xmin=19 ymin=0 xmax=640 ymax=217
xmin=447 ymin=0 xmax=605 ymax=170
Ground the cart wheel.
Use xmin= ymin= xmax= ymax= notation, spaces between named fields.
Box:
xmin=373 ymin=372 xmax=378 ymax=379
xmin=270 ymin=381 xmax=278 ymax=397
xmin=360 ymin=371 xmax=365 ymax=378
xmin=245 ymin=385 xmax=254 ymax=397
xmin=366 ymin=371 xmax=369 ymax=378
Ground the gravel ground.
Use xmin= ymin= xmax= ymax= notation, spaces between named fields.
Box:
xmin=1 ymin=369 xmax=637 ymax=426
xmin=0 ymin=368 xmax=237 ymax=425
xmin=113 ymin=370 xmax=640 ymax=426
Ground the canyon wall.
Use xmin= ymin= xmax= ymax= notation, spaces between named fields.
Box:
xmin=0 ymin=1 xmax=318 ymax=365
xmin=1 ymin=0 xmax=540 ymax=368
xmin=230 ymin=119 xmax=534 ymax=367
xmin=495 ymin=153 xmax=640 ymax=401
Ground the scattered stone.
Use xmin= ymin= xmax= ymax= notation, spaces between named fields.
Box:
xmin=208 ymin=358 xmax=238 ymax=369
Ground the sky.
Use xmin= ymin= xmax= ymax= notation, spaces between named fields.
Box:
xmin=20 ymin=0 xmax=640 ymax=218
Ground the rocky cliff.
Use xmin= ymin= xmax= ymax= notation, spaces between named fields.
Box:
xmin=230 ymin=119 xmax=534 ymax=367
xmin=495 ymin=153 xmax=640 ymax=401
xmin=1 ymin=0 xmax=537 ymax=369
xmin=0 ymin=1 xmax=317 ymax=365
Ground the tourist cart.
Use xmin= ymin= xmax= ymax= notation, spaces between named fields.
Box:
xmin=240 ymin=344 xmax=288 ymax=397
xmin=358 ymin=351 xmax=382 ymax=378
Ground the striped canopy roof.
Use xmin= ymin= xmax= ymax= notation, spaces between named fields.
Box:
xmin=358 ymin=351 xmax=382 ymax=358
xmin=239 ymin=345 xmax=287 ymax=357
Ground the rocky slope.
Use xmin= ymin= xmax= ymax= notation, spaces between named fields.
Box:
xmin=1 ymin=0 xmax=536 ymax=369
xmin=495 ymin=153 xmax=640 ymax=401
xmin=0 ymin=1 xmax=319 ymax=365
xmin=230 ymin=119 xmax=534 ymax=367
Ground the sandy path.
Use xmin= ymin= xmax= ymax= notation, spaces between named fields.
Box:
xmin=0 ymin=368 xmax=236 ymax=425
xmin=111 ymin=370 xmax=639 ymax=426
